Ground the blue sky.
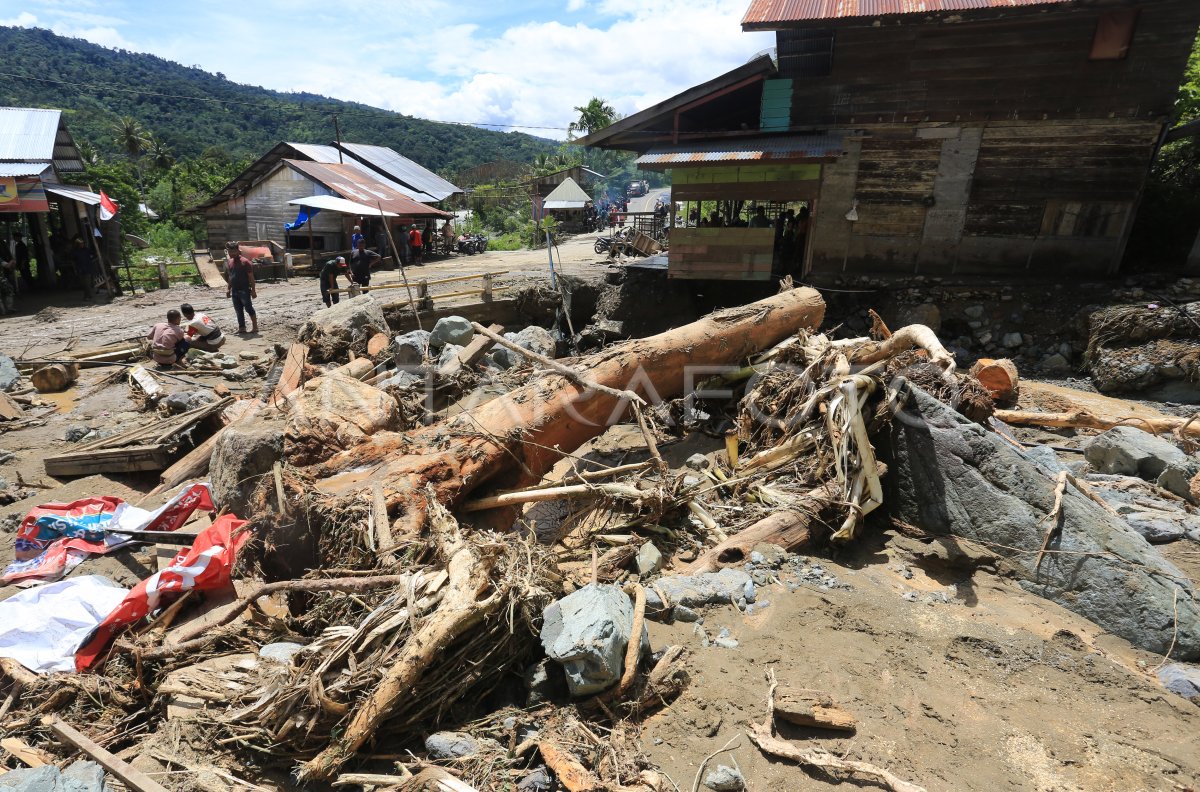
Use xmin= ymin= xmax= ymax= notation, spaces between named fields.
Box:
xmin=0 ymin=0 xmax=775 ymax=138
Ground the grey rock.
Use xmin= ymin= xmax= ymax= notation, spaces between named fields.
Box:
xmin=673 ymin=605 xmax=701 ymax=622
xmin=524 ymin=658 xmax=567 ymax=705
xmin=887 ymin=383 xmax=1200 ymax=659
xmin=393 ymin=330 xmax=431 ymax=367
xmin=1157 ymin=663 xmax=1200 ymax=698
xmin=704 ymin=765 xmax=745 ymax=792
xmin=437 ymin=343 xmax=464 ymax=370
xmin=513 ymin=325 xmax=556 ymax=359
xmin=425 ymin=731 xmax=480 ymax=760
xmin=540 ymin=584 xmax=649 ymax=697
xmin=0 ymin=766 xmax=61 ymax=791
xmin=63 ymin=424 xmax=90 ymax=442
xmin=636 ymin=542 xmax=663 ymax=575
xmin=964 ymin=305 xmax=985 ymax=320
xmin=644 ymin=569 xmax=754 ymax=613
xmin=164 ymin=390 xmax=216 ymax=414
xmin=210 ymin=416 xmax=284 ymax=517
xmin=61 ymin=760 xmax=105 ymax=792
xmin=1002 ymin=332 xmax=1024 ymax=348
xmin=685 ymin=453 xmax=711 ymax=470
xmin=898 ymin=302 xmax=941 ymax=332
xmin=430 ymin=316 xmax=474 ymax=348
xmin=259 ymin=642 xmax=305 ymax=664
xmin=222 ymin=365 xmax=256 ymax=382
xmin=298 ymin=295 xmax=390 ymax=363
xmin=377 ymin=370 xmax=423 ymax=390
xmin=1041 ymin=353 xmax=1070 ymax=375
xmin=518 ymin=767 xmax=553 ymax=792
xmin=750 ymin=543 xmax=788 ymax=568
xmin=489 ymin=349 xmax=513 ymax=370
xmin=1084 ymin=426 xmax=1192 ymax=480
xmin=1158 ymin=464 xmax=1199 ymax=502
xmin=0 ymin=354 xmax=19 ymax=392
xmin=1023 ymin=445 xmax=1070 ymax=476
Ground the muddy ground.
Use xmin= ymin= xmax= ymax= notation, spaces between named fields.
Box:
xmin=1 ymin=235 xmax=1199 ymax=791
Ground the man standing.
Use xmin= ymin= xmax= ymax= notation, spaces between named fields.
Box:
xmin=72 ymin=237 xmax=97 ymax=300
xmin=349 ymin=239 xmax=381 ymax=287
xmin=748 ymin=206 xmax=771 ymax=228
xmin=12 ymin=231 xmax=30 ymax=291
xmin=225 ymin=242 xmax=258 ymax=334
xmin=408 ymin=224 xmax=424 ymax=266
xmin=321 ymin=256 xmax=348 ymax=307
xmin=147 ymin=309 xmax=189 ymax=368
xmin=351 ymin=225 xmax=364 ymax=251
xmin=180 ymin=303 xmax=226 ymax=352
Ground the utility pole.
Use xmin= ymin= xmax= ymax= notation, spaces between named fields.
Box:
xmin=333 ymin=113 xmax=344 ymax=163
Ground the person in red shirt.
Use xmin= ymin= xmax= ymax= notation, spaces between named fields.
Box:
xmin=224 ymin=242 xmax=259 ymax=334
xmin=408 ymin=225 xmax=424 ymax=266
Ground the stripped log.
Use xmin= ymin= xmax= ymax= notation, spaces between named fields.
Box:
xmin=774 ymin=687 xmax=858 ymax=732
xmin=993 ymin=408 xmax=1200 ymax=438
xmin=970 ymin=358 xmax=1019 ymax=404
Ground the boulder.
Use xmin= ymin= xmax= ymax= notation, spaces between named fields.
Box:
xmin=298 ymin=295 xmax=389 ymax=363
xmin=636 ymin=542 xmax=663 ymax=576
xmin=164 ymin=390 xmax=216 ymax=414
xmin=285 ymin=374 xmax=399 ymax=466
xmin=0 ymin=353 xmax=19 ymax=392
xmin=0 ymin=761 xmax=105 ymax=792
xmin=513 ymin=325 xmax=556 ymax=359
xmin=425 ymin=731 xmax=480 ymax=760
xmin=210 ymin=416 xmax=284 ymax=516
xmin=1041 ymin=353 xmax=1071 ymax=375
xmin=704 ymin=765 xmax=745 ymax=792
xmin=437 ymin=343 xmax=464 ymax=370
xmin=376 ymin=370 xmax=424 ymax=390
xmin=392 ymin=330 xmax=430 ymax=367
xmin=897 ymin=303 xmax=941 ymax=332
xmin=524 ymin=658 xmax=568 ymax=705
xmin=1118 ymin=507 xmax=1192 ymax=543
xmin=1156 ymin=662 xmax=1200 ymax=699
xmin=1023 ymin=445 xmax=1070 ymax=476
xmin=644 ymin=568 xmax=754 ymax=613
xmin=429 ymin=316 xmax=474 ymax=349
xmin=540 ymin=584 xmax=649 ymax=697
xmin=886 ymin=383 xmax=1200 ymax=659
xmin=1084 ymin=426 xmax=1199 ymax=501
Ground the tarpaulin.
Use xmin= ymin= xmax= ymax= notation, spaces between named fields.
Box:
xmin=75 ymin=512 xmax=250 ymax=671
xmin=3 ymin=483 xmax=216 ymax=585
xmin=0 ymin=576 xmax=130 ymax=674
xmin=285 ymin=205 xmax=320 ymax=230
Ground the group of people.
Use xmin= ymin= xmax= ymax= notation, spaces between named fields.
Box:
xmin=0 ymin=232 xmax=104 ymax=314
xmin=320 ymin=222 xmax=453 ymax=307
xmin=146 ymin=302 xmax=227 ymax=368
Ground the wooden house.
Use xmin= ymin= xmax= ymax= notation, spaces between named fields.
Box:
xmin=528 ymin=166 xmax=604 ymax=223
xmin=580 ymin=0 xmax=1200 ymax=281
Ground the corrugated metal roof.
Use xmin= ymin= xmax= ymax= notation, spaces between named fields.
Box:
xmin=44 ymin=183 xmax=101 ymax=205
xmin=0 ymin=162 xmax=50 ymax=177
xmin=283 ymin=160 xmax=451 ymax=217
xmin=543 ymin=177 xmax=592 ymax=204
xmin=286 ymin=142 xmax=342 ymax=163
xmin=742 ymin=0 xmax=1074 ymax=25
xmin=636 ymin=134 xmax=845 ymax=166
xmin=338 ymin=142 xmax=461 ymax=201
xmin=0 ymin=107 xmax=61 ymax=161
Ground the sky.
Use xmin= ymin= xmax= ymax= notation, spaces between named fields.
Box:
xmin=0 ymin=0 xmax=776 ymax=139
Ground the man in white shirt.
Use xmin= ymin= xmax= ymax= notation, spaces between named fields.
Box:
xmin=180 ymin=303 xmax=227 ymax=352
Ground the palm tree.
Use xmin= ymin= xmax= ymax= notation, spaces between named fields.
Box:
xmin=145 ymin=134 xmax=175 ymax=172
xmin=77 ymin=140 xmax=101 ymax=167
xmin=567 ymin=98 xmax=617 ymax=139
xmin=112 ymin=116 xmax=150 ymax=199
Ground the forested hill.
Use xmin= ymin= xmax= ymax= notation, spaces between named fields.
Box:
xmin=0 ymin=26 xmax=557 ymax=175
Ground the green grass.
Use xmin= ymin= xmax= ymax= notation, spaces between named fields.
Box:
xmin=487 ymin=232 xmax=527 ymax=252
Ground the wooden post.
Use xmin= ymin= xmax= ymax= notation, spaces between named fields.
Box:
xmin=156 ymin=258 xmax=169 ymax=289
xmin=418 ymin=279 xmax=433 ymax=310
xmin=482 ymin=272 xmax=493 ymax=302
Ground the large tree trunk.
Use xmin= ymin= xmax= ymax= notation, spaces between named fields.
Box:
xmin=298 ymin=289 xmax=826 ymax=534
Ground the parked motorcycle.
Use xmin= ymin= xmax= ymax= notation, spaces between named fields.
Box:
xmin=594 ymin=236 xmax=615 ymax=254
xmin=471 ymin=233 xmax=488 ymax=253
xmin=456 ymin=234 xmax=477 ymax=255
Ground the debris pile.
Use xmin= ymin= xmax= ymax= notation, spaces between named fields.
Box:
xmin=1 ymin=287 xmax=1198 ymax=791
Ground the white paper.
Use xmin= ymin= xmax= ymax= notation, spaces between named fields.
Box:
xmin=0 ymin=575 xmax=129 ymax=673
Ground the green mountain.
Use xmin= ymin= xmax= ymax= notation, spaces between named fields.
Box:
xmin=0 ymin=25 xmax=557 ymax=176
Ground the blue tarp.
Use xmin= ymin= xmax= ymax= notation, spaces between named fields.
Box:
xmin=285 ymin=206 xmax=320 ymax=231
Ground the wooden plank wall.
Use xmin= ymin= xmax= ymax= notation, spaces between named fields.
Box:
xmin=779 ymin=1 xmax=1200 ymax=127
xmin=244 ymin=168 xmax=343 ymax=249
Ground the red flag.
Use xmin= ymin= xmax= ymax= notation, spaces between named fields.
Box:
xmin=74 ymin=513 xmax=250 ymax=671
xmin=98 ymin=190 xmax=119 ymax=221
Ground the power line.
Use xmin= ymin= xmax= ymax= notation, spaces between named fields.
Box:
xmin=0 ymin=69 xmax=574 ymax=132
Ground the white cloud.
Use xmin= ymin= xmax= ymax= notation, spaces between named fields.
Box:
xmin=0 ymin=11 xmax=38 ymax=27
xmin=566 ymin=0 xmax=587 ymax=11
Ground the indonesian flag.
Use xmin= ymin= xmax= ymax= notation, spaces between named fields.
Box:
xmin=74 ymin=512 xmax=250 ymax=671
xmin=98 ymin=190 xmax=119 ymax=221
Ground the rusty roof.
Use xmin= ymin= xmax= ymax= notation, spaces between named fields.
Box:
xmin=636 ymin=134 xmax=845 ymax=168
xmin=282 ymin=160 xmax=451 ymax=217
xmin=742 ymin=0 xmax=1076 ymax=27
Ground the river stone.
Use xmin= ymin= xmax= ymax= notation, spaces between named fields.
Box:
xmin=704 ymin=765 xmax=745 ymax=792
xmin=430 ymin=316 xmax=474 ymax=348
xmin=298 ymin=295 xmax=389 ymax=363
xmin=1083 ymin=426 xmax=1191 ymax=479
xmin=644 ymin=568 xmax=754 ymax=613
xmin=1156 ymin=662 xmax=1200 ymax=699
xmin=425 ymin=731 xmax=479 ymax=760
xmin=392 ymin=329 xmax=430 ymax=367
xmin=513 ymin=325 xmax=556 ymax=359
xmin=210 ymin=416 xmax=284 ymax=517
xmin=0 ymin=354 xmax=19 ymax=392
xmin=886 ymin=383 xmax=1200 ymax=659
xmin=636 ymin=542 xmax=663 ymax=575
xmin=540 ymin=584 xmax=649 ymax=697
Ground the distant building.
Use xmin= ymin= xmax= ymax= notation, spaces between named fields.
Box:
xmin=527 ymin=166 xmax=604 ymax=223
xmin=581 ymin=0 xmax=1200 ymax=281
xmin=194 ymin=142 xmax=460 ymax=252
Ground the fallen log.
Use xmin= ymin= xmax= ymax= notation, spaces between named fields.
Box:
xmin=774 ymin=687 xmax=857 ymax=732
xmin=970 ymin=358 xmax=1019 ymax=404
xmin=306 ymin=288 xmax=826 ymax=534
xmin=994 ymin=407 xmax=1200 ymax=438
xmin=842 ymin=324 xmax=955 ymax=377
xmin=31 ymin=363 xmax=78 ymax=393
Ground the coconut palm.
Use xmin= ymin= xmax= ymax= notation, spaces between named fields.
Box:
xmin=112 ymin=116 xmax=150 ymax=200
xmin=567 ymin=98 xmax=617 ymax=139
xmin=145 ymin=134 xmax=175 ymax=172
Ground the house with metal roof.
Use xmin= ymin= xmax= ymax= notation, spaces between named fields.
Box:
xmin=0 ymin=106 xmax=120 ymax=290
xmin=195 ymin=141 xmax=461 ymax=252
xmin=580 ymin=0 xmax=1200 ymax=282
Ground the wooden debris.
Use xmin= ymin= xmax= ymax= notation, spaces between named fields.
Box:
xmin=748 ymin=726 xmax=926 ymax=792
xmin=1035 ymin=471 xmax=1069 ymax=572
xmin=438 ymin=322 xmax=503 ymax=376
xmin=995 ymin=407 xmax=1200 ymax=438
xmin=1 ymin=736 xmax=55 ymax=767
xmin=970 ymin=358 xmax=1020 ymax=404
xmin=373 ymin=482 xmax=396 ymax=565
xmin=31 ymin=363 xmax=78 ymax=393
xmin=538 ymin=739 xmax=603 ymax=792
xmin=773 ymin=687 xmax=858 ymax=732
xmin=0 ymin=391 xmax=23 ymax=420
xmin=272 ymin=343 xmax=309 ymax=403
xmin=129 ymin=365 xmax=165 ymax=400
xmin=366 ymin=332 xmax=390 ymax=357
xmin=844 ymin=324 xmax=956 ymax=377
xmin=42 ymin=715 xmax=170 ymax=792
xmin=462 ymin=482 xmax=645 ymax=513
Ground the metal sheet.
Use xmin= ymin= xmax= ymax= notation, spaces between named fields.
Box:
xmin=286 ymin=194 xmax=399 ymax=216
xmin=742 ymin=0 xmax=1074 ymax=25
xmin=338 ymin=142 xmax=461 ymax=201
xmin=283 ymin=160 xmax=452 ymax=217
xmin=542 ymin=177 xmax=592 ymax=204
xmin=286 ymin=143 xmax=342 ymax=163
xmin=636 ymin=134 xmax=844 ymax=166
xmin=0 ymin=162 xmax=50 ymax=178
xmin=45 ymin=183 xmax=101 ymax=205
xmin=543 ymin=200 xmax=589 ymax=209
xmin=0 ymin=107 xmax=61 ymax=161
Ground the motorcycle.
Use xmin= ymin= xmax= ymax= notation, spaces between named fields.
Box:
xmin=456 ymin=234 xmax=477 ymax=255
xmin=471 ymin=233 xmax=488 ymax=253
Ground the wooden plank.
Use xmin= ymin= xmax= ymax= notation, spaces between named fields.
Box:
xmin=191 ymin=249 xmax=227 ymax=289
xmin=272 ymin=343 xmax=309 ymax=403
xmin=44 ymin=445 xmax=173 ymax=477
xmin=1 ymin=736 xmax=55 ymax=767
xmin=438 ymin=323 xmax=503 ymax=377
xmin=42 ymin=716 xmax=170 ymax=792
xmin=0 ymin=392 xmax=23 ymax=420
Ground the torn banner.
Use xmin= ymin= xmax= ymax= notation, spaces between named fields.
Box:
xmin=75 ymin=512 xmax=250 ymax=671
xmin=3 ymin=482 xmax=216 ymax=585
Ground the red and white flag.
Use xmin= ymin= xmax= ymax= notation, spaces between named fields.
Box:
xmin=98 ymin=190 xmax=119 ymax=221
